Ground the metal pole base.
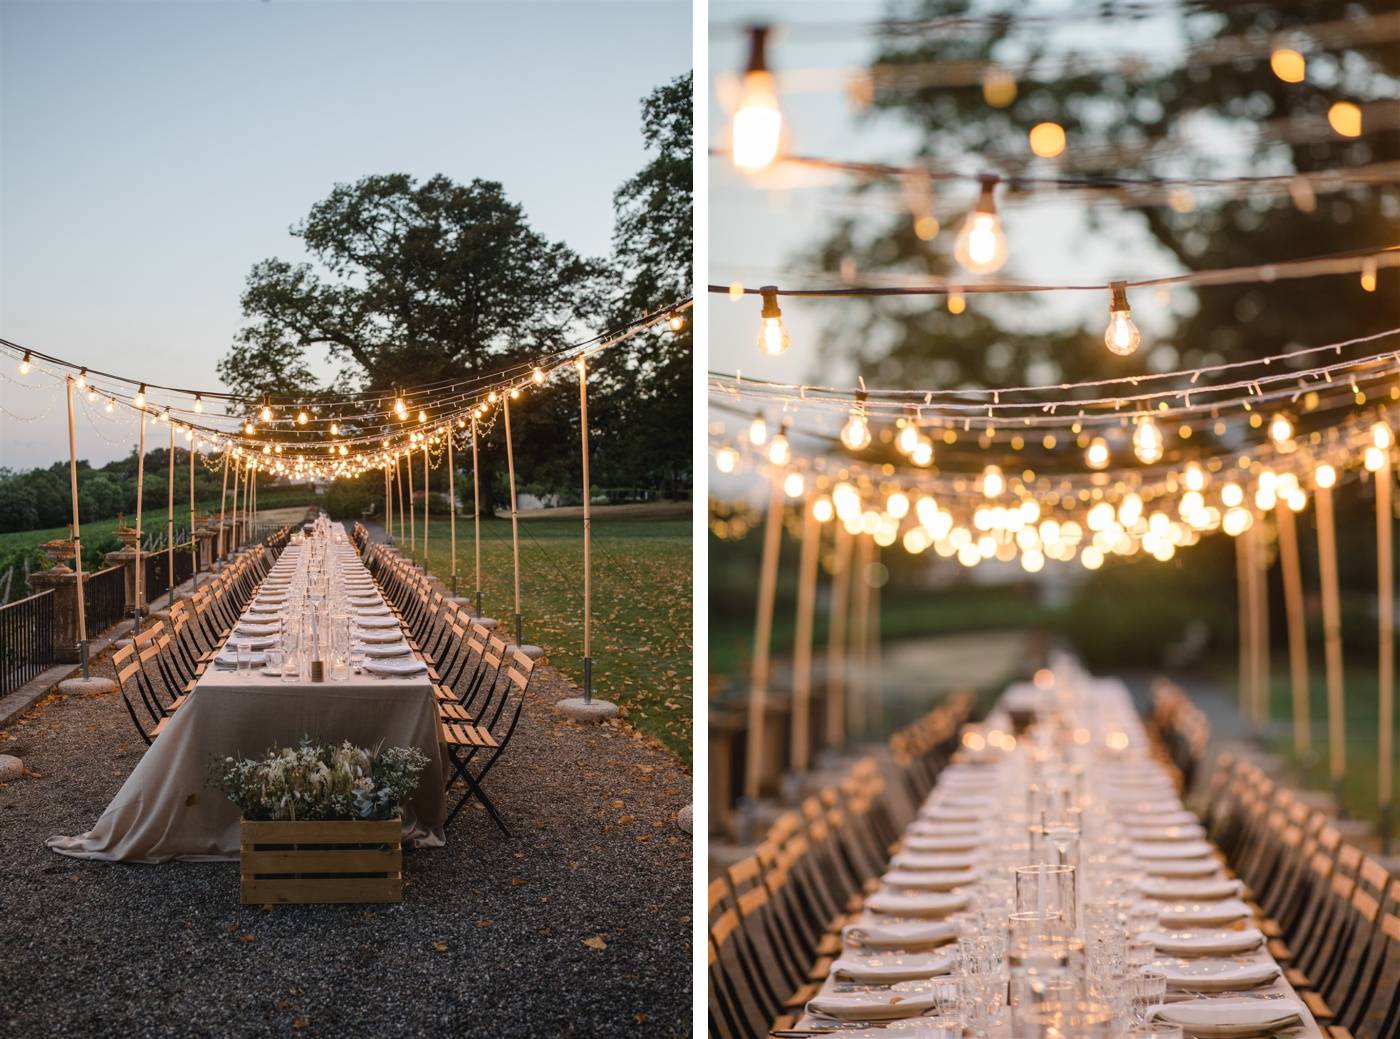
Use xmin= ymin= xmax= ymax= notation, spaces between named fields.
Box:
xmin=583 ymin=656 xmax=593 ymax=705
xmin=475 ymin=592 xmax=482 ymax=615
xmin=80 ymin=640 xmax=90 ymax=681
xmin=451 ymin=574 xmax=457 ymax=596
xmin=1332 ymin=777 xmax=1346 ymax=820
xmin=1380 ymin=803 xmax=1395 ymax=856
xmin=514 ymin=612 xmax=523 ymax=648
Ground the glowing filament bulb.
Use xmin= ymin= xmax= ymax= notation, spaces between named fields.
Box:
xmin=1085 ymin=437 xmax=1110 ymax=470
xmin=419 ymin=409 xmax=428 ymax=422
xmin=297 ymin=410 xmax=309 ymax=425
xmin=134 ymin=384 xmax=146 ymax=407
xmin=841 ymin=402 xmax=871 ymax=451
xmin=1268 ymin=414 xmax=1294 ymax=443
xmin=532 ymin=367 xmax=545 ymax=384
xmin=193 ymin=395 xmax=203 ymax=413
xmin=767 ymin=433 xmax=790 ymax=466
xmin=244 ymin=421 xmax=255 ymax=435
xmin=1315 ymin=464 xmax=1336 ymax=489
xmin=813 ymin=496 xmax=834 ymax=523
xmin=715 ymin=447 xmax=738 ymax=473
xmin=1184 ymin=462 xmax=1206 ymax=492
xmin=748 ymin=413 xmax=768 ymax=447
xmin=329 ymin=422 xmax=339 ymax=436
xmin=731 ymin=27 xmax=781 ymax=173
xmin=1372 ymin=421 xmax=1394 ymax=450
xmin=911 ymin=437 xmax=934 ymax=466
xmin=259 ymin=402 xmax=272 ymax=423
xmin=783 ymin=472 xmax=805 ymax=497
xmin=1221 ymin=481 xmax=1243 ymax=508
xmin=757 ymin=286 xmax=789 ymax=356
xmin=396 ymin=396 xmax=409 ymax=417
xmin=1133 ymin=417 xmax=1164 ymax=463
xmin=75 ymin=368 xmax=87 ymax=390
xmin=954 ymin=177 xmax=1008 ymax=275
xmin=1104 ymin=282 xmax=1141 ymax=356
xmin=18 ymin=352 xmax=32 ymax=376
xmin=104 ymin=399 xmax=114 ymax=414
xmin=981 ymin=464 xmax=1004 ymax=498
xmin=667 ymin=312 xmax=685 ymax=332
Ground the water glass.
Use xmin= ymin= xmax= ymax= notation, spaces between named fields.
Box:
xmin=1128 ymin=935 xmax=1157 ymax=969
xmin=1132 ymin=968 xmax=1168 ymax=1024
xmin=349 ymin=639 xmax=366 ymax=675
xmin=1015 ymin=863 xmax=1076 ymax=933
xmin=235 ymin=639 xmax=252 ymax=673
xmin=262 ymin=647 xmax=282 ymax=677
xmin=1129 ymin=1023 xmax=1183 ymax=1039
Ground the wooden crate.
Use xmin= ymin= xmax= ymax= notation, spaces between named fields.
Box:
xmin=240 ymin=818 xmax=402 ymax=905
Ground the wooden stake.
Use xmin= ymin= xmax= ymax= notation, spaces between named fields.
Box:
xmin=188 ymin=434 xmax=197 ymax=591
xmin=384 ymin=465 xmax=391 ymax=546
xmin=579 ymin=359 xmax=593 ymax=701
xmin=790 ymin=495 xmax=821 ymax=772
xmin=1376 ymin=449 xmax=1395 ymax=837
xmin=395 ymin=453 xmax=407 ymax=547
xmin=825 ymin=523 xmax=854 ymax=749
xmin=1315 ymin=482 xmax=1346 ymax=790
xmin=229 ymin=451 xmax=240 ymax=552
xmin=448 ymin=431 xmax=457 ymax=595
xmin=64 ymin=377 xmax=87 ymax=670
xmin=1276 ymin=503 xmax=1311 ymax=759
xmin=406 ymin=448 xmax=416 ymax=562
xmin=134 ymin=410 xmax=146 ymax=628
xmin=167 ymin=422 xmax=175 ymax=606
xmin=1254 ymin=517 xmax=1271 ymax=733
xmin=503 ymin=395 xmax=522 ymax=646
xmin=745 ymin=475 xmax=786 ymax=803
xmin=422 ymin=440 xmax=430 ymax=564
xmin=471 ymin=415 xmax=482 ymax=615
xmin=217 ymin=444 xmax=230 ymax=560
xmin=1237 ymin=528 xmax=1252 ymax=727
xmin=850 ymin=535 xmax=873 ymax=740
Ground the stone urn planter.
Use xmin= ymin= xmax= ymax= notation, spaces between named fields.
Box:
xmin=114 ymin=514 xmax=142 ymax=550
xmin=39 ymin=537 xmax=76 ymax=571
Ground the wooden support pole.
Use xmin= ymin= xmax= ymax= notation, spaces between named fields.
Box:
xmin=448 ymin=431 xmax=457 ymax=595
xmin=869 ymin=543 xmax=883 ymax=738
xmin=745 ymin=475 xmax=786 ymax=803
xmin=217 ymin=444 xmax=230 ymax=561
xmin=134 ymin=410 xmax=146 ymax=629
xmin=1237 ymin=528 xmax=1252 ymax=727
xmin=1315 ymin=481 xmax=1346 ymax=800
xmin=384 ymin=465 xmax=392 ymax=546
xmin=395 ymin=453 xmax=407 ymax=547
xmin=229 ymin=452 xmax=241 ymax=551
xmin=825 ymin=523 xmax=854 ymax=749
xmin=1255 ymin=517 xmax=1272 ymax=734
xmin=166 ymin=422 xmax=175 ymax=606
xmin=1376 ymin=447 xmax=1395 ymax=847
xmin=850 ymin=534 xmax=873 ymax=740
xmin=406 ymin=449 xmax=416 ymax=563
xmin=1276 ymin=503 xmax=1311 ymax=761
xmin=423 ymin=440 xmax=430 ymax=565
xmin=579 ymin=358 xmax=593 ymax=701
xmin=790 ymin=495 xmax=821 ymax=773
xmin=503 ymin=395 xmax=522 ymax=646
xmin=471 ymin=415 xmax=482 ymax=615
xmin=188 ymin=434 xmax=197 ymax=591
xmin=65 ymin=376 xmax=88 ymax=675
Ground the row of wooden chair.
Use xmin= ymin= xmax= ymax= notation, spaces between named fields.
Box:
xmin=708 ymin=691 xmax=977 ymax=1039
xmin=361 ymin=537 xmax=534 ymax=835
xmin=1201 ymin=752 xmax=1400 ymax=1039
xmin=112 ymin=537 xmax=286 ymax=744
xmin=1148 ymin=677 xmax=1211 ymax=791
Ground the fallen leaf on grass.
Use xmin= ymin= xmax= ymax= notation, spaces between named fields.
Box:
xmin=239 ymin=933 xmax=256 ymax=943
xmin=292 ymin=1017 xmax=310 ymax=1030
xmin=432 ymin=940 xmax=449 ymax=952
xmin=510 ymin=877 xmax=527 ymax=887
xmin=583 ymin=935 xmax=607 ymax=951
xmin=476 ymin=919 xmax=494 ymax=929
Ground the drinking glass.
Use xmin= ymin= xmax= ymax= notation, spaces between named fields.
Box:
xmin=1129 ymin=1024 xmax=1183 ymax=1039
xmin=349 ymin=638 xmax=366 ymax=675
xmin=1132 ymin=968 xmax=1168 ymax=1025
xmin=959 ymin=971 xmax=1006 ymax=1038
xmin=1014 ymin=863 xmax=1076 ymax=933
xmin=263 ymin=647 xmax=282 ymax=677
xmin=1128 ymin=935 xmax=1157 ymax=969
xmin=236 ymin=639 xmax=252 ymax=673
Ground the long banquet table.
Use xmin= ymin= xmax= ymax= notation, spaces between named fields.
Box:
xmin=48 ymin=522 xmax=446 ymax=863
xmin=789 ymin=661 xmax=1325 ymax=1037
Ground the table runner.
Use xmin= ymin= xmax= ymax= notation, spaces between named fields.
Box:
xmin=792 ymin=663 xmax=1325 ymax=1037
xmin=48 ymin=523 xmax=446 ymax=863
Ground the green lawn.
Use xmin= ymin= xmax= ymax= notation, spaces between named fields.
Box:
xmin=404 ymin=514 xmax=692 ymax=763
xmin=1218 ymin=661 xmax=1398 ymax=826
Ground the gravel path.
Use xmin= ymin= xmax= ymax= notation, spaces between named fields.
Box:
xmin=0 ymin=634 xmax=692 ymax=1037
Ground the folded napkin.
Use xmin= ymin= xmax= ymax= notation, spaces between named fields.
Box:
xmin=865 ymin=889 xmax=969 ymax=920
xmin=1154 ymin=959 xmax=1281 ymax=993
xmin=1140 ymin=876 xmax=1241 ymax=902
xmin=1120 ymin=809 xmax=1198 ymax=827
xmin=904 ymin=821 xmax=982 ymax=838
xmin=1141 ymin=927 xmax=1265 ymax=957
xmin=215 ymin=650 xmax=268 ymax=668
xmin=806 ymin=989 xmax=936 ymax=1022
xmin=354 ymin=606 xmax=394 ymax=618
xmin=903 ymin=827 xmax=981 ymax=851
xmin=918 ymin=805 xmax=985 ymax=823
xmin=1149 ymin=997 xmax=1303 ymax=1037
xmin=880 ymin=868 xmax=978 ymax=892
xmin=355 ymin=615 xmax=400 ymax=629
xmin=246 ymin=605 xmax=281 ymax=616
xmin=1126 ymin=823 xmax=1207 ymax=842
xmin=1142 ymin=857 xmax=1221 ymax=878
xmin=1156 ymin=898 xmax=1252 ymax=929
xmin=234 ymin=622 xmax=279 ymax=637
xmin=226 ymin=634 xmax=279 ymax=650
xmin=891 ymin=849 xmax=978 ymax=870
xmin=1133 ymin=840 xmax=1215 ymax=860
xmin=829 ymin=950 xmax=955 ymax=985
xmin=365 ymin=658 xmax=427 ymax=676
xmin=841 ymin=920 xmax=956 ymax=951
xmin=358 ymin=629 xmax=405 ymax=644
xmin=365 ymin=644 xmax=410 ymax=658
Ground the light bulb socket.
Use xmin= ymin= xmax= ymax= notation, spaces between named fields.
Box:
xmin=974 ymin=175 xmax=999 ymax=214
xmin=759 ymin=285 xmax=782 ymax=320
xmin=1109 ymin=281 xmax=1130 ymax=314
xmin=744 ymin=25 xmax=771 ymax=75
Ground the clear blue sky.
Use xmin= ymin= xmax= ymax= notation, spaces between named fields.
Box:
xmin=0 ymin=0 xmax=691 ymax=469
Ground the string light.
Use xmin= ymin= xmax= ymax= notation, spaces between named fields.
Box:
xmin=1315 ymin=463 xmax=1337 ymax=489
xmin=953 ymin=175 xmax=1008 ymax=275
xmin=783 ymin=471 xmax=804 ymax=497
xmin=1104 ymin=282 xmax=1142 ymax=357
xmin=244 ymin=421 xmax=255 ymax=435
xmin=1361 ymin=258 xmax=1378 ymax=292
xmin=533 ymin=367 xmax=545 ymax=384
xmin=757 ymin=285 xmax=790 ymax=355
xmin=667 ymin=311 xmax=685 ymax=332
xmin=716 ymin=446 xmax=738 ymax=473
xmin=1269 ymin=48 xmax=1306 ymax=83
xmin=1328 ymin=101 xmax=1362 ymax=137
xmin=980 ymin=464 xmax=1004 ymax=498
xmin=395 ymin=395 xmax=409 ymax=419
xmin=1085 ymin=436 xmax=1110 ymax=470
xmin=748 ymin=412 xmax=769 ymax=446
xmin=329 ymin=422 xmax=339 ymax=436
xmin=767 ymin=422 xmax=791 ymax=465
xmin=840 ymin=392 xmax=871 ymax=450
xmin=260 ymin=399 xmax=272 ymax=423
xmin=134 ymin=384 xmax=146 ymax=407
xmin=1132 ymin=416 xmax=1164 ymax=463
xmin=1268 ymin=413 xmax=1294 ymax=443
xmin=732 ymin=26 xmax=782 ymax=173
xmin=193 ymin=394 xmax=203 ymax=413
xmin=1028 ymin=121 xmax=1066 ymax=158
xmin=17 ymin=351 xmax=31 ymax=376
xmin=75 ymin=368 xmax=87 ymax=390
xmin=297 ymin=410 xmax=309 ymax=425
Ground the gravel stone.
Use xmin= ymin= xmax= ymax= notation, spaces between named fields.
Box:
xmin=0 ymin=645 xmax=693 ymax=1038
xmin=0 ymin=755 xmax=23 ymax=781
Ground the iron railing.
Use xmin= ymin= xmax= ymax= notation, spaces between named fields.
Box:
xmin=83 ymin=566 xmax=127 ymax=637
xmin=0 ymin=591 xmax=56 ymax=696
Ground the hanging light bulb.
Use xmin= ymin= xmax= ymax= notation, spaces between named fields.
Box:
xmin=104 ymin=398 xmax=115 ymax=414
xmin=757 ymin=286 xmax=789 ymax=356
xmin=767 ymin=425 xmax=791 ymax=465
xmin=748 ymin=412 xmax=769 ymax=447
xmin=17 ymin=351 xmax=32 ymax=375
xmin=509 ymin=388 xmax=519 ymax=400
xmin=715 ymin=446 xmax=738 ymax=473
xmin=1132 ymin=416 xmax=1164 ymax=463
xmin=259 ymin=399 xmax=272 ymax=423
xmin=1221 ymin=480 xmax=1244 ymax=508
xmin=297 ymin=409 xmax=309 ymax=425
xmin=1361 ymin=257 xmax=1378 ymax=293
xmin=1315 ymin=463 xmax=1337 ymax=489
xmin=193 ymin=394 xmax=204 ymax=413
xmin=896 ymin=416 xmax=920 ymax=455
xmin=667 ymin=311 xmax=685 ymax=332
xmin=1085 ymin=437 xmax=1111 ymax=470
xmin=731 ymin=26 xmax=782 ymax=173
xmin=783 ymin=472 xmax=805 ymax=497
xmin=1104 ymin=282 xmax=1142 ymax=356
xmin=953 ymin=175 xmax=1008 ymax=275
xmin=1372 ymin=421 xmax=1394 ymax=450
xmin=840 ymin=393 xmax=871 ymax=450
xmin=244 ymin=421 xmax=255 ymax=435
xmin=532 ymin=367 xmax=545 ymax=384
xmin=134 ymin=384 xmax=147 ymax=407
xmin=911 ymin=436 xmax=934 ymax=466
xmin=813 ymin=496 xmax=834 ymax=523
xmin=395 ymin=395 xmax=409 ymax=418
xmin=419 ymin=409 xmax=428 ymax=422
xmin=75 ymin=368 xmax=87 ymax=390
xmin=1184 ymin=461 xmax=1206 ymax=492
xmin=1268 ymin=413 xmax=1294 ymax=443
xmin=85 ymin=384 xmax=97 ymax=403
xmin=981 ymin=464 xmax=1004 ymax=498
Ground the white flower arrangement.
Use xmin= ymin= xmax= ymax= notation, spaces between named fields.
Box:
xmin=213 ymin=738 xmax=429 ymax=821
